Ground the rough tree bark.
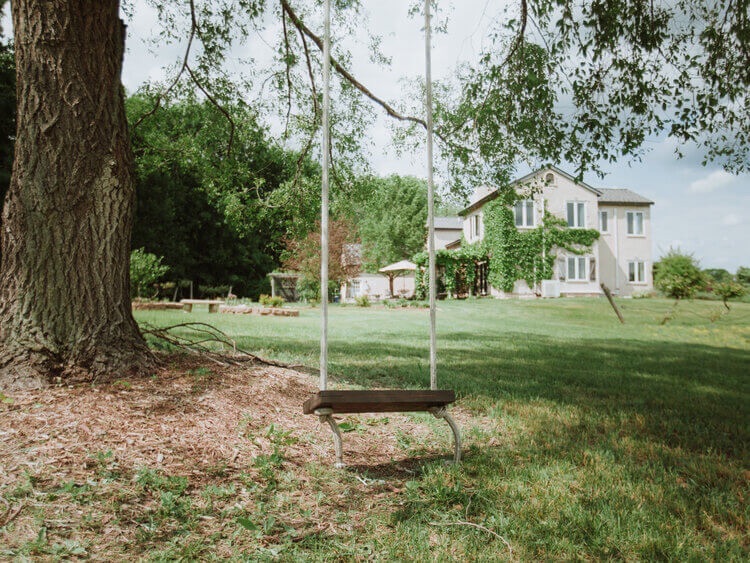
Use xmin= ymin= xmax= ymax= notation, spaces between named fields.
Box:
xmin=0 ymin=0 xmax=152 ymax=389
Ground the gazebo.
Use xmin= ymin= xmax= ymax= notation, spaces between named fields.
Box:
xmin=378 ymin=260 xmax=417 ymax=297
xmin=267 ymin=272 xmax=301 ymax=302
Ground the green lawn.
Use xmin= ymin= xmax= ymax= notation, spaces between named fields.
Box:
xmin=133 ymin=298 xmax=750 ymax=560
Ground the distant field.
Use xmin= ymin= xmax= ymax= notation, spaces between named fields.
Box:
xmin=128 ymin=297 xmax=749 ymax=559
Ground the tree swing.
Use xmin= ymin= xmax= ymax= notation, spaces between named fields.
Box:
xmin=302 ymin=0 xmax=461 ymax=468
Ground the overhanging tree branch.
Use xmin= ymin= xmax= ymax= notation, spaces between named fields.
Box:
xmin=279 ymin=0 xmax=431 ymax=133
xmin=185 ymin=64 xmax=235 ymax=157
xmin=133 ymin=0 xmax=199 ymax=129
xmin=134 ymin=0 xmax=236 ymax=157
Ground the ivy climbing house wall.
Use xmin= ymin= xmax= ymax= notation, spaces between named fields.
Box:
xmin=482 ymin=192 xmax=600 ymax=295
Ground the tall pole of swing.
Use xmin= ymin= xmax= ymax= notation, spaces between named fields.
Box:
xmin=425 ymin=0 xmax=437 ymax=391
xmin=320 ymin=0 xmax=332 ymax=391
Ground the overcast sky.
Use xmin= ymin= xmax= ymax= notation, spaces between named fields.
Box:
xmin=4 ymin=1 xmax=749 ymax=271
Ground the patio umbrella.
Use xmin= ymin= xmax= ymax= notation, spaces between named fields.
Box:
xmin=378 ymin=260 xmax=417 ymax=296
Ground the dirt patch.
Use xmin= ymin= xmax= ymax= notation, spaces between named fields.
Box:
xmin=1 ymin=354 xmax=464 ymax=478
xmin=0 ymin=354 xmax=472 ymax=557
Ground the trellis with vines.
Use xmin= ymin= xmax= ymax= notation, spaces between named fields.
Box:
xmin=413 ymin=243 xmax=488 ymax=299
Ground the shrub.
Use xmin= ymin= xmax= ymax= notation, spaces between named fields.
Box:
xmin=130 ymin=248 xmax=169 ymax=298
xmin=354 ymin=295 xmax=371 ymax=307
xmin=714 ymin=281 xmax=746 ymax=310
xmin=259 ymin=295 xmax=284 ymax=308
xmin=295 ymin=277 xmax=340 ymax=304
xmin=654 ymin=249 xmax=705 ymax=300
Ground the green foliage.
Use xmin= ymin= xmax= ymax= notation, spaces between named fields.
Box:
xmin=354 ymin=294 xmax=371 ymax=307
xmin=127 ymin=92 xmax=318 ymax=299
xmin=736 ymin=266 xmax=750 ymax=286
xmin=130 ymin=248 xmax=169 ymax=298
xmin=654 ymin=249 xmax=705 ymax=299
xmin=295 ymin=277 xmax=339 ymax=304
xmin=354 ymin=175 xmax=429 ymax=270
xmin=433 ymin=1 xmax=750 ymax=195
xmin=413 ymin=242 xmax=489 ymax=299
xmin=198 ymin=285 xmax=230 ymax=298
xmin=259 ymin=294 xmax=284 ymax=308
xmin=482 ymin=196 xmax=599 ymax=293
xmin=713 ymin=281 xmax=746 ymax=308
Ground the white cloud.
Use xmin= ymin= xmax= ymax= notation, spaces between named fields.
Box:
xmin=689 ymin=170 xmax=735 ymax=193
xmin=722 ymin=213 xmax=741 ymax=226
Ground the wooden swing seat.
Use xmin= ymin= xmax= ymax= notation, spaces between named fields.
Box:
xmin=303 ymin=389 xmax=460 ymax=467
xmin=303 ymin=389 xmax=455 ymax=414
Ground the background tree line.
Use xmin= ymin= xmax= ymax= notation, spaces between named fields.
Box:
xmin=0 ymin=41 xmax=433 ymax=300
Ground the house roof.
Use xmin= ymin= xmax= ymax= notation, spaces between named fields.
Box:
xmin=597 ymin=188 xmax=654 ymax=205
xmin=459 ymin=165 xmax=654 ymax=215
xmin=429 ymin=217 xmax=463 ymax=230
xmin=460 ymin=165 xmax=600 ymax=215
xmin=514 ymin=165 xmax=601 ymax=196
xmin=458 ymin=191 xmax=499 ymax=216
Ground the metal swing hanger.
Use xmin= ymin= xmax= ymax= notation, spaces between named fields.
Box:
xmin=303 ymin=0 xmax=460 ymax=468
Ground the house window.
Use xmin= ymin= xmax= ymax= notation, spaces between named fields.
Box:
xmin=514 ymin=200 xmax=535 ymax=228
xmin=627 ymin=211 xmax=644 ymax=235
xmin=599 ymin=211 xmax=609 ymax=233
xmin=349 ymin=279 xmax=361 ymax=298
xmin=471 ymin=214 xmax=481 ymax=239
xmin=545 ymin=172 xmax=555 ymax=183
xmin=628 ymin=261 xmax=646 ymax=283
xmin=567 ymin=201 xmax=585 ymax=228
xmin=566 ymin=256 xmax=588 ymax=281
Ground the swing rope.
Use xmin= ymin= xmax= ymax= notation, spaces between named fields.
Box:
xmin=320 ymin=0 xmax=437 ymax=389
xmin=424 ymin=0 xmax=438 ymax=391
xmin=319 ymin=0 xmax=332 ymax=392
xmin=307 ymin=0 xmax=460 ymax=467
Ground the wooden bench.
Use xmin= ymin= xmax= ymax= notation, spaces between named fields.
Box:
xmin=180 ymin=299 xmax=224 ymax=313
xmin=303 ymin=389 xmax=460 ymax=467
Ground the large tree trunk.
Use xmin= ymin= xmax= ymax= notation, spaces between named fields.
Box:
xmin=0 ymin=0 xmax=152 ymax=389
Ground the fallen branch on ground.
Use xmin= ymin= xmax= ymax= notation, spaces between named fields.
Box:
xmin=140 ymin=322 xmax=291 ymax=369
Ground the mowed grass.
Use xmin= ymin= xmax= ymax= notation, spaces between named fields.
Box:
xmin=135 ymin=298 xmax=750 ymax=559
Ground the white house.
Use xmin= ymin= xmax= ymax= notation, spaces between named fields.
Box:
xmin=457 ymin=166 xmax=654 ymax=297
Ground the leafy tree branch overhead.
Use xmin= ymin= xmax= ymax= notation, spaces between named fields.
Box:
xmin=130 ymin=0 xmax=748 ymax=197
